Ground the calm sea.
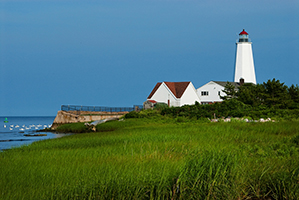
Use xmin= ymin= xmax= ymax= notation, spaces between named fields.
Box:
xmin=0 ymin=116 xmax=69 ymax=151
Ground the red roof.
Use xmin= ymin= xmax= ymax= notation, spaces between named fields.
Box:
xmin=148 ymin=100 xmax=157 ymax=103
xmin=147 ymin=82 xmax=190 ymax=99
xmin=147 ymin=82 xmax=162 ymax=99
xmin=239 ymin=29 xmax=248 ymax=35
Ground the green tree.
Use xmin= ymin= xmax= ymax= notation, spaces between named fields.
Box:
xmin=288 ymin=84 xmax=299 ymax=108
xmin=263 ymin=78 xmax=291 ymax=108
xmin=236 ymin=83 xmax=265 ymax=107
xmin=288 ymin=84 xmax=299 ymax=103
xmin=220 ymin=82 xmax=237 ymax=100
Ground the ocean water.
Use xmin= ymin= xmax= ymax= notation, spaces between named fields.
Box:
xmin=0 ymin=116 xmax=69 ymax=151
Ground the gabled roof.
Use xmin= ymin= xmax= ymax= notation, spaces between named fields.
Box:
xmin=164 ymin=82 xmax=190 ymax=98
xmin=147 ymin=82 xmax=162 ymax=99
xmin=147 ymin=82 xmax=191 ymax=99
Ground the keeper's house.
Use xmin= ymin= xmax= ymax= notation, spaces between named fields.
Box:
xmin=197 ymin=80 xmax=241 ymax=104
xmin=145 ymin=81 xmax=200 ymax=107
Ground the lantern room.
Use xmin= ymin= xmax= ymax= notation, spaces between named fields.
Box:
xmin=239 ymin=29 xmax=249 ymax=42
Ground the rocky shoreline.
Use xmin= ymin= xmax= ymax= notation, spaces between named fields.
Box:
xmin=210 ymin=117 xmax=275 ymax=123
xmin=50 ymin=110 xmax=128 ymax=129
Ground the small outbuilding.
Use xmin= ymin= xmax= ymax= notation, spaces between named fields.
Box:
xmin=143 ymin=100 xmax=157 ymax=110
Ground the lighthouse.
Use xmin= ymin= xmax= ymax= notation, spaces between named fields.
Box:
xmin=234 ymin=29 xmax=256 ymax=84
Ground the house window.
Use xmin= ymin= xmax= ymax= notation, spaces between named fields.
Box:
xmin=218 ymin=91 xmax=220 ymax=96
xmin=201 ymin=91 xmax=209 ymax=96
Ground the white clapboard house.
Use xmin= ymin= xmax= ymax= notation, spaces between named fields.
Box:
xmin=145 ymin=82 xmax=200 ymax=108
xmin=197 ymin=80 xmax=241 ymax=104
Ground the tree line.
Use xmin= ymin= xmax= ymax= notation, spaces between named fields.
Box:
xmin=221 ymin=78 xmax=299 ymax=109
xmin=125 ymin=79 xmax=299 ymax=120
xmin=160 ymin=79 xmax=299 ymax=120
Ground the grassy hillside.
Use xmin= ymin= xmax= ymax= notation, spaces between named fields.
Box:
xmin=1 ymin=117 xmax=299 ymax=199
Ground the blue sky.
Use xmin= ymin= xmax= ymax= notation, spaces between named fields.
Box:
xmin=0 ymin=0 xmax=298 ymax=116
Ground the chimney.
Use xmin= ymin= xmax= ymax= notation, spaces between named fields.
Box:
xmin=239 ymin=78 xmax=244 ymax=86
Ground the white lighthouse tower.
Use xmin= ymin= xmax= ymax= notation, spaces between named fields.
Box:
xmin=234 ymin=29 xmax=256 ymax=84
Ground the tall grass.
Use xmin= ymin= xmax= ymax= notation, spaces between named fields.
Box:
xmin=0 ymin=118 xmax=298 ymax=199
xmin=55 ymin=122 xmax=89 ymax=133
xmin=179 ymin=151 xmax=237 ymax=199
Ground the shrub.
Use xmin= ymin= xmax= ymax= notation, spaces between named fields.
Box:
xmin=124 ymin=109 xmax=161 ymax=119
xmin=138 ymin=109 xmax=160 ymax=118
xmin=124 ymin=111 xmax=139 ymax=118
xmin=154 ymin=102 xmax=168 ymax=110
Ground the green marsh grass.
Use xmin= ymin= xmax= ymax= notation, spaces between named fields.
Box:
xmin=0 ymin=118 xmax=299 ymax=199
xmin=56 ymin=122 xmax=89 ymax=133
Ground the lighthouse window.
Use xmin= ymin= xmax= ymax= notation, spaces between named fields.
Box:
xmin=201 ymin=91 xmax=209 ymax=96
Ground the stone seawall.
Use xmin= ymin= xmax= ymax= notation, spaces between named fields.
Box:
xmin=51 ymin=110 xmax=128 ymax=129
